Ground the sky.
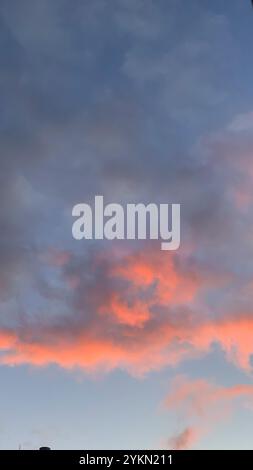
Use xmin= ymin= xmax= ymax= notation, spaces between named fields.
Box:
xmin=0 ymin=0 xmax=253 ymax=450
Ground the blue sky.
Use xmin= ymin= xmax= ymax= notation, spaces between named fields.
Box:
xmin=1 ymin=0 xmax=253 ymax=449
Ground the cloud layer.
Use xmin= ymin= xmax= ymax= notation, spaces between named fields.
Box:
xmin=0 ymin=0 xmax=253 ymax=449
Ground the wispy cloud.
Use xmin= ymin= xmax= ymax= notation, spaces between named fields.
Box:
xmin=165 ymin=375 xmax=253 ymax=449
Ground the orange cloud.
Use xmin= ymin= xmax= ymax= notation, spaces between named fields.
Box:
xmin=1 ymin=312 xmax=253 ymax=376
xmin=111 ymin=249 xmax=204 ymax=305
xmin=194 ymin=315 xmax=253 ymax=370
xmin=98 ymin=293 xmax=150 ymax=327
xmin=165 ymin=376 xmax=253 ymax=415
xmin=0 ymin=247 xmax=251 ymax=376
xmin=168 ymin=427 xmax=200 ymax=450
xmin=165 ymin=375 xmax=253 ymax=449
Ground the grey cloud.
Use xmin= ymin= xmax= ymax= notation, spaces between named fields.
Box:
xmin=0 ymin=0 xmax=252 ymax=374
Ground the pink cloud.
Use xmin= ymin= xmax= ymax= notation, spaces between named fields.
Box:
xmin=0 ymin=247 xmax=251 ymax=376
xmin=168 ymin=427 xmax=200 ymax=450
xmin=165 ymin=375 xmax=253 ymax=449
